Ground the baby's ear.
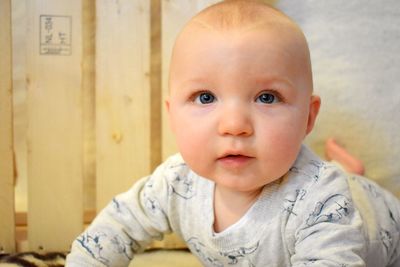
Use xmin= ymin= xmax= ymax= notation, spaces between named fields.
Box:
xmin=165 ymin=98 xmax=175 ymax=133
xmin=165 ymin=98 xmax=170 ymax=112
xmin=306 ymin=95 xmax=321 ymax=135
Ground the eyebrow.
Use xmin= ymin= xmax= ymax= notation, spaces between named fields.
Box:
xmin=254 ymin=75 xmax=296 ymax=89
xmin=177 ymin=75 xmax=296 ymax=88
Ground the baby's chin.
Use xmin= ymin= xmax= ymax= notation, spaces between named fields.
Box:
xmin=202 ymin=172 xmax=280 ymax=193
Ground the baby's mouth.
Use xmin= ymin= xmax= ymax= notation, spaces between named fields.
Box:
xmin=219 ymin=151 xmax=252 ymax=159
xmin=217 ymin=154 xmax=253 ymax=167
xmin=222 ymin=154 xmax=248 ymax=159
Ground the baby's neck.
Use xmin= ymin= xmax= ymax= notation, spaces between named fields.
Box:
xmin=213 ymin=185 xmax=263 ymax=233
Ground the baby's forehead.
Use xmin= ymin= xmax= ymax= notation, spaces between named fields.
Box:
xmin=178 ymin=1 xmax=305 ymax=51
xmin=177 ymin=14 xmax=307 ymax=65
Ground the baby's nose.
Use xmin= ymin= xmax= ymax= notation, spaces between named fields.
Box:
xmin=217 ymin=104 xmax=253 ymax=137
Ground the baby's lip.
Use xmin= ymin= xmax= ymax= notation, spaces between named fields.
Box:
xmin=217 ymin=153 xmax=254 ymax=167
xmin=217 ymin=151 xmax=254 ymax=160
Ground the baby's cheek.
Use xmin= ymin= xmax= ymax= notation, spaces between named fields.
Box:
xmin=175 ymin=125 xmax=207 ymax=157
xmin=260 ymin=124 xmax=303 ymax=164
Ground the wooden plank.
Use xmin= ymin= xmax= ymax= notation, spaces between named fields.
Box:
xmin=161 ymin=0 xmax=219 ymax=160
xmin=96 ymin=0 xmax=152 ymax=211
xmin=82 ymin=0 xmax=96 ymax=213
xmin=0 ymin=0 xmax=16 ymax=253
xmin=26 ymin=0 xmax=84 ymax=251
xmin=15 ymin=210 xmax=95 ymax=227
xmin=12 ymin=0 xmax=29 ymax=218
xmin=150 ymin=0 xmax=162 ymax=170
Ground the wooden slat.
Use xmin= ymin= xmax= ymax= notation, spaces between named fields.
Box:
xmin=82 ymin=0 xmax=96 ymax=213
xmin=150 ymin=0 xmax=162 ymax=170
xmin=0 ymin=0 xmax=16 ymax=253
xmin=96 ymin=0 xmax=152 ymax=211
xmin=161 ymin=0 xmax=220 ymax=160
xmin=15 ymin=210 xmax=96 ymax=227
xmin=26 ymin=0 xmax=84 ymax=251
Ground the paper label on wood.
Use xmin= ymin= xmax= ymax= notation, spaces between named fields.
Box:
xmin=40 ymin=15 xmax=71 ymax=55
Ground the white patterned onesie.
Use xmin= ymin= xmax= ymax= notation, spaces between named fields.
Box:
xmin=66 ymin=146 xmax=400 ymax=267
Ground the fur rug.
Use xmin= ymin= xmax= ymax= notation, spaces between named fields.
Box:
xmin=0 ymin=252 xmax=66 ymax=267
xmin=0 ymin=250 xmax=201 ymax=267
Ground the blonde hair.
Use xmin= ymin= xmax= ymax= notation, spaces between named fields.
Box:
xmin=192 ymin=0 xmax=293 ymax=31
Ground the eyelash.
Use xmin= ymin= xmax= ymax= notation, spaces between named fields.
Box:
xmin=192 ymin=91 xmax=216 ymax=104
xmin=191 ymin=90 xmax=284 ymax=105
xmin=255 ymin=90 xmax=283 ymax=104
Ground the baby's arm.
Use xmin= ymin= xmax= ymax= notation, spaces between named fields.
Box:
xmin=289 ymin=168 xmax=367 ymax=266
xmin=66 ymin=166 xmax=172 ymax=267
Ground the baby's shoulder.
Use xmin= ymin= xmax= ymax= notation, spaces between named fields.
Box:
xmin=281 ymin=147 xmax=362 ymax=225
xmin=286 ymin=146 xmax=352 ymax=195
xmin=153 ymin=153 xmax=190 ymax=179
xmin=148 ymin=153 xmax=208 ymax=199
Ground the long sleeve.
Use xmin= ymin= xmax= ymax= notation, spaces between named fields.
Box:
xmin=290 ymin=197 xmax=366 ymax=266
xmin=289 ymin=166 xmax=368 ymax=267
xmin=66 ymin=161 xmax=173 ymax=267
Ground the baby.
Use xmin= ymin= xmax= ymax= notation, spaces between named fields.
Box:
xmin=66 ymin=1 xmax=400 ymax=266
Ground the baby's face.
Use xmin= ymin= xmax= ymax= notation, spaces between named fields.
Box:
xmin=167 ymin=23 xmax=320 ymax=193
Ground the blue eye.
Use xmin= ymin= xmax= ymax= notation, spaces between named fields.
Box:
xmin=256 ymin=92 xmax=279 ymax=104
xmin=195 ymin=92 xmax=216 ymax=104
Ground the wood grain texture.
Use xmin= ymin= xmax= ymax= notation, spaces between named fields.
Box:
xmin=0 ymin=0 xmax=16 ymax=253
xmin=96 ymin=0 xmax=151 ymax=211
xmin=26 ymin=0 xmax=84 ymax=251
xmin=150 ymin=0 xmax=162 ymax=171
xmin=82 ymin=0 xmax=96 ymax=212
